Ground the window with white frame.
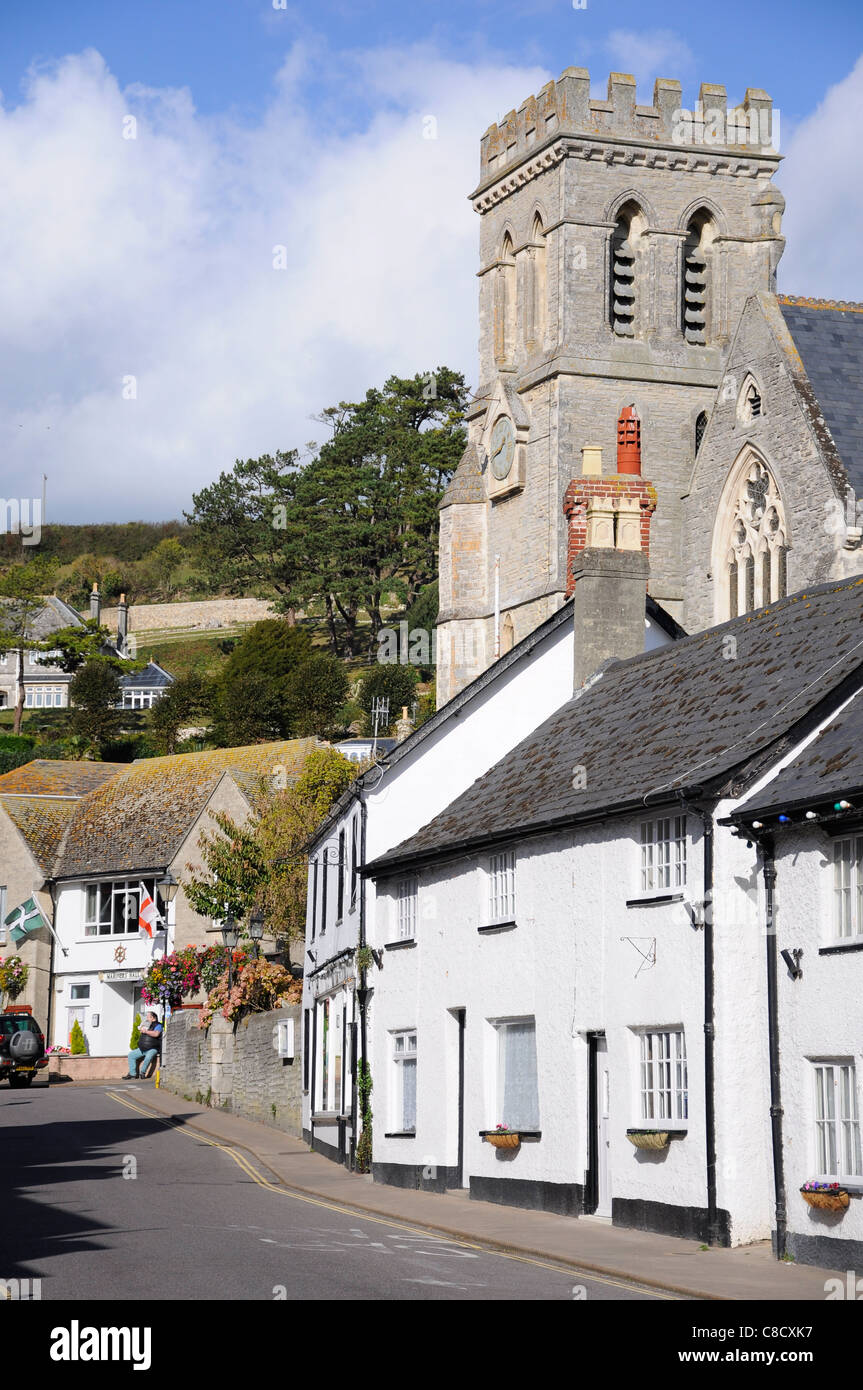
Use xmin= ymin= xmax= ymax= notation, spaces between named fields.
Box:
xmin=488 ymin=850 xmax=516 ymax=922
xmin=638 ymin=1029 xmax=688 ymax=1124
xmin=813 ymin=1061 xmax=862 ymax=1180
xmin=640 ymin=816 xmax=686 ymax=893
xmin=392 ymin=1030 xmax=417 ymax=1132
xmin=396 ymin=878 xmax=417 ymax=940
xmin=833 ymin=837 xmax=863 ymax=939
xmin=24 ymin=685 xmax=64 ymax=708
xmin=84 ymin=880 xmax=163 ymax=937
xmin=496 ymin=1018 xmax=540 ymax=1130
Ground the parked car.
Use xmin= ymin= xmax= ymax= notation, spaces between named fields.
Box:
xmin=0 ymin=1007 xmax=48 ymax=1087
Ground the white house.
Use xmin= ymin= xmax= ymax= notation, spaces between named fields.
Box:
xmin=363 ymin=576 xmax=863 ymax=1253
xmin=726 ymin=689 xmax=863 ymax=1269
xmin=42 ymin=739 xmax=316 ymax=1056
xmin=301 ymin=583 xmax=681 ymax=1167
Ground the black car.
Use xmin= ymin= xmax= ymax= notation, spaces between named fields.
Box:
xmin=0 ymin=1009 xmax=48 ymax=1087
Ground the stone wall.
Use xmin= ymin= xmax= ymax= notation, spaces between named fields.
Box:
xmin=161 ymin=1006 xmax=302 ymax=1137
xmin=102 ymin=597 xmax=275 ymax=634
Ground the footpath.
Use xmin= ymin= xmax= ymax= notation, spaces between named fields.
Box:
xmin=121 ymin=1082 xmax=842 ymax=1302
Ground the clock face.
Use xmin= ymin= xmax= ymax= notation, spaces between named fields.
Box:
xmin=490 ymin=417 xmax=516 ymax=480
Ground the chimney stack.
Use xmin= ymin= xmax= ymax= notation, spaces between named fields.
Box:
xmin=563 ymin=411 xmax=656 ymax=690
xmin=117 ymin=593 xmax=129 ymax=655
xmin=89 ymin=582 xmax=101 ymax=623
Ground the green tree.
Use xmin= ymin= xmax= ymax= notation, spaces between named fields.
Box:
xmin=69 ymin=1019 xmax=87 ymax=1055
xmin=356 ymin=663 xmax=419 ymax=736
xmin=148 ymin=536 xmax=186 ymax=598
xmin=210 ymin=674 xmax=286 ymax=748
xmin=283 ymin=655 xmax=349 ymax=737
xmin=40 ymin=617 xmax=142 ymax=675
xmin=184 ymin=747 xmax=358 ymax=946
xmin=68 ymin=661 xmax=124 ymax=753
xmin=220 ymin=619 xmax=312 ymax=686
xmin=129 ymin=1014 xmax=141 ymax=1050
xmin=0 ymin=558 xmax=58 ymax=734
xmin=146 ymin=672 xmax=211 ymax=755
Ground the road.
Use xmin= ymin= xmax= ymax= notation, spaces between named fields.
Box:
xmin=0 ymin=1083 xmax=672 ymax=1301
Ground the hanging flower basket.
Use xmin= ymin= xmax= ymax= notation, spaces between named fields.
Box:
xmin=627 ymin=1130 xmax=670 ymax=1151
xmin=800 ymin=1182 xmax=849 ymax=1212
xmin=486 ymin=1126 xmax=520 ymax=1150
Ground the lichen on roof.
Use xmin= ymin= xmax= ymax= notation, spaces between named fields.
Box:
xmin=0 ymin=761 xmax=127 ymax=798
xmin=0 ymin=796 xmax=77 ymax=873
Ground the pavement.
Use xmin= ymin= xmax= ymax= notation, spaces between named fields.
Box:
xmin=119 ymin=1078 xmax=843 ymax=1302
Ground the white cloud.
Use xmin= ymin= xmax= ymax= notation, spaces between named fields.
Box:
xmin=600 ymin=29 xmax=695 ymax=100
xmin=777 ymin=54 xmax=863 ymax=301
xmin=0 ymin=45 xmax=548 ymax=521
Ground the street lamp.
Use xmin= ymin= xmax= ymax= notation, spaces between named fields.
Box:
xmin=159 ymin=869 xmax=180 ymax=905
xmin=249 ymin=910 xmax=265 ymax=959
xmin=221 ymin=913 xmax=239 ymax=990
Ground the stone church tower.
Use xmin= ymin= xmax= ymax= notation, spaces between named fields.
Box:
xmin=437 ymin=67 xmax=784 ymax=703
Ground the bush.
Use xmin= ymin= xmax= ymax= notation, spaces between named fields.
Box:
xmin=283 ymin=654 xmax=349 ymax=737
xmin=129 ymin=1014 xmax=141 ymax=1050
xmin=199 ymin=958 xmax=300 ymax=1028
xmin=69 ymin=1019 xmax=87 ymax=1055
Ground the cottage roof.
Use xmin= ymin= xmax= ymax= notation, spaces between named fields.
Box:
xmin=0 ymin=796 xmax=78 ymax=874
xmin=366 ymin=578 xmax=863 ymax=876
xmin=778 ymin=295 xmax=863 ymax=496
xmin=732 ymin=693 xmax=863 ymax=820
xmin=0 ymin=760 xmax=126 ymax=798
xmin=54 ymin=738 xmax=318 ymax=880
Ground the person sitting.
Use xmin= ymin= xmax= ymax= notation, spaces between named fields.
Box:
xmin=126 ymin=1011 xmax=163 ymax=1079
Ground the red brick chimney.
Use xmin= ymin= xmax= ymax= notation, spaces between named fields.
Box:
xmin=563 ymin=421 xmax=657 ymax=598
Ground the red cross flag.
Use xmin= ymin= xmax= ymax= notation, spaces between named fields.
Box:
xmin=138 ymin=884 xmax=161 ymax=938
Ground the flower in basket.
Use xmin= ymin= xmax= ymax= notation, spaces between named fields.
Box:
xmin=495 ymin=1122 xmax=513 ymax=1132
xmin=801 ymin=1180 xmax=842 ymax=1191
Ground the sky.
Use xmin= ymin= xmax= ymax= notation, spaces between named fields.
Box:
xmin=1 ymin=0 xmax=862 ymax=523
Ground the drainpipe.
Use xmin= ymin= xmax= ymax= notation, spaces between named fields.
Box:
xmin=682 ymin=798 xmax=719 ymax=1244
xmin=356 ymin=798 xmax=369 ymax=1168
xmin=493 ymin=555 xmax=501 ymax=658
xmin=760 ymin=835 xmax=787 ymax=1259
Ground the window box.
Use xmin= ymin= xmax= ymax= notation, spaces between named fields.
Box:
xmin=385 ymin=939 xmax=416 ymax=951
xmin=479 ymin=1129 xmax=541 ymax=1148
xmin=627 ymin=1128 xmax=687 ymax=1150
xmin=800 ymin=1185 xmax=850 ymax=1213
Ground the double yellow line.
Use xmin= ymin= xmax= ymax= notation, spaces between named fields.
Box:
xmin=105 ymin=1089 xmax=676 ymax=1299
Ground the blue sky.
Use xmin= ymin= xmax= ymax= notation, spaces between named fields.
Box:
xmin=1 ymin=1 xmax=862 ymax=522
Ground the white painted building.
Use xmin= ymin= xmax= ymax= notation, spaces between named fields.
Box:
xmin=302 ymin=593 xmax=680 ymax=1165
xmin=363 ymin=576 xmax=863 ymax=1256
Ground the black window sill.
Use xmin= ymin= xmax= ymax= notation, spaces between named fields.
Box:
xmin=311 ymin=1112 xmax=348 ymax=1126
xmin=478 ymin=921 xmax=517 ymax=934
xmin=479 ymin=1130 xmax=541 ymax=1141
xmin=627 ymin=1128 xmax=688 ymax=1139
xmin=383 ymin=1131 xmax=417 ymax=1139
xmin=385 ymin=939 xmax=417 ymax=951
xmin=625 ymin=893 xmax=685 ymax=907
xmin=819 ymin=941 xmax=863 ymax=956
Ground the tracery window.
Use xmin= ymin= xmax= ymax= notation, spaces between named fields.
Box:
xmin=493 ymin=233 xmax=516 ymax=364
xmin=525 ymin=215 xmax=546 ymax=347
xmin=724 ymin=457 xmax=787 ymax=618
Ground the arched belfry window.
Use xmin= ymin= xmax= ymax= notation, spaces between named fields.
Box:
xmin=525 ymin=214 xmax=546 ymax=347
xmin=494 ymin=234 xmax=516 ymax=364
xmin=681 ymin=212 xmax=715 ymax=345
xmin=716 ymin=452 xmax=788 ymax=620
xmin=610 ymin=203 xmax=645 ymax=338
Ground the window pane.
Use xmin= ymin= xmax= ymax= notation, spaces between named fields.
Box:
xmin=500 ymin=1020 xmax=539 ymax=1130
xmin=402 ymin=1058 xmax=417 ymax=1131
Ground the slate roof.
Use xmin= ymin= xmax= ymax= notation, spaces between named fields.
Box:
xmin=733 ymin=693 xmax=863 ymax=819
xmin=366 ymin=577 xmax=863 ymax=876
xmin=778 ymin=296 xmax=863 ymax=496
xmin=54 ymin=738 xmax=318 ymax=880
xmin=0 ymin=796 xmax=77 ymax=874
xmin=119 ymin=660 xmax=174 ymax=690
xmin=0 ymin=760 xmax=126 ymax=798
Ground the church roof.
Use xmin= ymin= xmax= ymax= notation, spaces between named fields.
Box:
xmin=732 ymin=692 xmax=863 ymax=820
xmin=778 ymin=296 xmax=863 ymax=496
xmin=440 ymin=442 xmax=485 ymax=507
xmin=365 ymin=577 xmax=863 ymax=876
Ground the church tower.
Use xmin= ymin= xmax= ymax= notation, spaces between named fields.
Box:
xmin=437 ymin=68 xmax=784 ymax=703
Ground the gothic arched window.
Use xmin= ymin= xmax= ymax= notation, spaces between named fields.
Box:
xmin=737 ymin=374 xmax=764 ymax=423
xmin=494 ymin=234 xmax=516 ymax=364
xmin=525 ymin=215 xmax=546 ymax=347
xmin=500 ymin=613 xmax=514 ymax=655
xmin=681 ymin=212 xmax=715 ymax=345
xmin=717 ymin=453 xmax=788 ymax=620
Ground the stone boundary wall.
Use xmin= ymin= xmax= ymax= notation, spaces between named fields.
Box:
xmin=160 ymin=1006 xmax=302 ymax=1137
xmin=102 ymin=597 xmax=275 ymax=634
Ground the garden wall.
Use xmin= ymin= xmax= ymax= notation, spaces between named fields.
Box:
xmin=161 ymin=1006 xmax=302 ymax=1136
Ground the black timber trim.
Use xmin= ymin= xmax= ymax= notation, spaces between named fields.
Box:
xmin=477 ymin=921 xmax=517 ymax=934
xmin=612 ymin=1196 xmax=731 ymax=1246
xmin=469 ymin=1175 xmax=584 ymax=1217
xmin=820 ymin=941 xmax=863 ymax=955
xmin=625 ymin=893 xmax=685 ymax=907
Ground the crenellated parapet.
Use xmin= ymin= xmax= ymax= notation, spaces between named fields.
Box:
xmin=476 ymin=69 xmax=778 ymax=193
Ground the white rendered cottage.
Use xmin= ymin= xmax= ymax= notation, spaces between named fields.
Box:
xmin=363 ymin=577 xmax=863 ymax=1253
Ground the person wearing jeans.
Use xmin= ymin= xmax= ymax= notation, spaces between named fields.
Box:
xmin=126 ymin=1011 xmax=163 ymax=1079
